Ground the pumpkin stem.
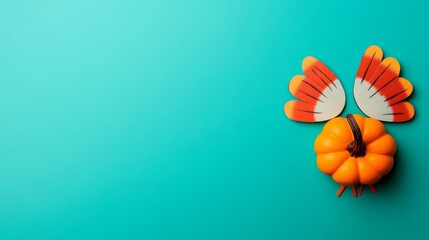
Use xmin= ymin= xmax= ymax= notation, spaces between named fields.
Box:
xmin=346 ymin=114 xmax=366 ymax=157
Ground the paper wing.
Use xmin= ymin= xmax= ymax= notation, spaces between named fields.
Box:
xmin=353 ymin=46 xmax=414 ymax=122
xmin=284 ymin=56 xmax=346 ymax=122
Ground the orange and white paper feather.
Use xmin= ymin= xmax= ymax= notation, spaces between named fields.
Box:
xmin=353 ymin=46 xmax=414 ymax=122
xmin=284 ymin=56 xmax=346 ymax=122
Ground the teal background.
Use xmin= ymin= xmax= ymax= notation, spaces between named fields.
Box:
xmin=0 ymin=0 xmax=428 ymax=239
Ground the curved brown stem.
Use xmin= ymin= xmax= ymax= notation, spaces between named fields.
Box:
xmin=346 ymin=114 xmax=366 ymax=157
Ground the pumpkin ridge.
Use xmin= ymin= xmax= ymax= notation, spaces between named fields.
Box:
xmin=362 ymin=118 xmax=387 ymax=145
xmin=317 ymin=151 xmax=349 ymax=174
xmin=327 ymin=132 xmax=352 ymax=144
xmin=357 ymin=157 xmax=363 ymax=183
xmin=362 ymin=157 xmax=384 ymax=175
xmin=363 ymin=136 xmax=383 ymax=146
xmin=357 ymin=157 xmax=381 ymax=182
xmin=321 ymin=149 xmax=351 ymax=154
xmin=366 ymin=134 xmax=396 ymax=155
xmin=332 ymin=157 xmax=359 ymax=185
xmin=364 ymin=153 xmax=395 ymax=175
xmin=363 ymin=131 xmax=388 ymax=146
xmin=314 ymin=133 xmax=350 ymax=154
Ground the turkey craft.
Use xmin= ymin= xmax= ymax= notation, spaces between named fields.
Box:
xmin=284 ymin=46 xmax=414 ymax=197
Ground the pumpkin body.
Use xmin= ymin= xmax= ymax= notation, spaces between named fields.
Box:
xmin=314 ymin=114 xmax=396 ymax=186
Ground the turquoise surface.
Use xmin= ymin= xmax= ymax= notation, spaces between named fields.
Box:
xmin=1 ymin=0 xmax=428 ymax=239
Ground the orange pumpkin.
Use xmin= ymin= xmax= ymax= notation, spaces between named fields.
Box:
xmin=314 ymin=114 xmax=396 ymax=196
